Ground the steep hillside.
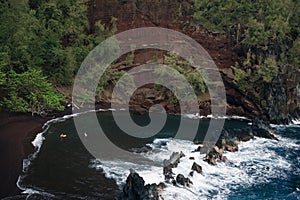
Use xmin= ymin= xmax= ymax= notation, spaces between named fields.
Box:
xmin=86 ymin=0 xmax=300 ymax=123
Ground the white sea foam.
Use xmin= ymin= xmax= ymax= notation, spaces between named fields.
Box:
xmin=22 ymin=188 xmax=55 ymax=198
xmin=22 ymin=108 xmax=127 ymax=168
xmin=17 ymin=114 xmax=76 ymax=193
xmin=21 ymin=188 xmax=54 ymax=197
xmin=184 ymin=113 xmax=250 ymax=121
xmin=92 ymin=134 xmax=297 ymax=199
xmin=17 ymin=108 xmax=129 ymax=196
xmin=18 ymin=111 xmax=298 ymax=199
xmin=271 ymin=119 xmax=300 ymax=128
xmin=16 ymin=176 xmax=54 ymax=198
xmin=17 ymin=110 xmax=98 ymax=193
xmin=292 ymin=118 xmax=300 ymax=125
xmin=31 ymin=132 xmax=45 ymax=151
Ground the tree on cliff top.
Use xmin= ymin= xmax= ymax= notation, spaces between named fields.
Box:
xmin=2 ymin=67 xmax=65 ymax=116
xmin=0 ymin=0 xmax=114 ymax=114
xmin=193 ymin=0 xmax=300 ymax=90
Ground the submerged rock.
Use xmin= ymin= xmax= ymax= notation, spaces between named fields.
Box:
xmin=224 ymin=128 xmax=254 ymax=142
xmin=164 ymin=172 xmax=174 ymax=182
xmin=131 ymin=145 xmax=153 ymax=153
xmin=189 ymin=171 xmax=194 ymax=177
xmin=221 ymin=138 xmax=239 ymax=152
xmin=175 ymin=174 xmax=193 ymax=187
xmin=192 ymin=145 xmax=202 ymax=153
xmin=163 ymin=151 xmax=185 ymax=177
xmin=204 ymin=118 xmax=278 ymax=165
xmin=204 ymin=146 xmax=227 ymax=165
xmin=191 ymin=162 xmax=202 ymax=174
xmin=219 ymin=118 xmax=277 ymax=144
xmin=121 ymin=169 xmax=163 ymax=200
xmin=252 ymin=118 xmax=278 ymax=140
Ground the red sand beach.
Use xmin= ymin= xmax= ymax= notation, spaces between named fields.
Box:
xmin=0 ymin=112 xmax=48 ymax=198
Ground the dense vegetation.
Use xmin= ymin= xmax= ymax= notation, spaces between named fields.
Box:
xmin=193 ymin=0 xmax=300 ymax=90
xmin=0 ymin=0 xmax=114 ymax=115
xmin=1 ymin=0 xmax=299 ymax=114
xmin=151 ymin=52 xmax=207 ymax=105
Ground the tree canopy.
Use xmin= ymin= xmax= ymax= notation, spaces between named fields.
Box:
xmin=193 ymin=0 xmax=300 ymax=89
xmin=0 ymin=0 xmax=112 ymax=115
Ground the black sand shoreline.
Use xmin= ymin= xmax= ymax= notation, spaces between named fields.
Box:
xmin=0 ymin=108 xmax=74 ymax=199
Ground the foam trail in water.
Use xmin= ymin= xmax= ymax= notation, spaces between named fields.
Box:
xmin=93 ymin=133 xmax=298 ymax=199
xmin=17 ymin=109 xmax=126 ymax=196
xmin=19 ymin=112 xmax=299 ymax=199
xmin=17 ymin=113 xmax=78 ymax=195
xmin=292 ymin=118 xmax=300 ymax=125
xmin=184 ymin=113 xmax=250 ymax=121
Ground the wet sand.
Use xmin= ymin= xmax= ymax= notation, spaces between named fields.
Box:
xmin=0 ymin=106 xmax=120 ymax=199
xmin=0 ymin=109 xmax=76 ymax=199
xmin=0 ymin=112 xmax=47 ymax=198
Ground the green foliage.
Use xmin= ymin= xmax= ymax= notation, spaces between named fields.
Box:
xmin=168 ymin=95 xmax=179 ymax=105
xmin=257 ymin=56 xmax=278 ymax=83
xmin=194 ymin=0 xmax=300 ymax=88
xmin=0 ymin=52 xmax=8 ymax=85
xmin=0 ymin=0 xmax=42 ymax=69
xmin=0 ymin=71 xmax=5 ymax=85
xmin=186 ymin=72 xmax=206 ymax=94
xmin=96 ymin=70 xmax=126 ymax=96
xmin=76 ymin=61 xmax=131 ymax=105
xmin=289 ymin=37 xmax=300 ymax=69
xmin=163 ymin=52 xmax=207 ymax=95
xmin=151 ymin=55 xmax=159 ymax=63
xmin=0 ymin=0 xmax=113 ymax=86
xmin=193 ymin=0 xmax=297 ymax=48
xmin=154 ymin=52 xmax=207 ymax=104
xmin=125 ymin=45 xmax=136 ymax=66
xmin=3 ymin=91 xmax=28 ymax=112
xmin=2 ymin=68 xmax=64 ymax=115
xmin=232 ymin=64 xmax=256 ymax=91
xmin=78 ymin=68 xmax=135 ymax=104
xmin=232 ymin=56 xmax=278 ymax=90
xmin=0 ymin=0 xmax=117 ymax=114
xmin=110 ymin=17 xmax=118 ymax=35
xmin=32 ymin=0 xmax=105 ymax=85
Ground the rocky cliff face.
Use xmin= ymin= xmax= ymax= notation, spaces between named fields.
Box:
xmin=86 ymin=0 xmax=300 ymax=124
xmin=263 ymin=71 xmax=299 ymax=124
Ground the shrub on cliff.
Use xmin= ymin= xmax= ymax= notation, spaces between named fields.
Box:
xmin=154 ymin=52 xmax=207 ymax=104
xmin=1 ymin=68 xmax=65 ymax=116
xmin=193 ymin=0 xmax=300 ymax=88
xmin=0 ymin=0 xmax=113 ymax=86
